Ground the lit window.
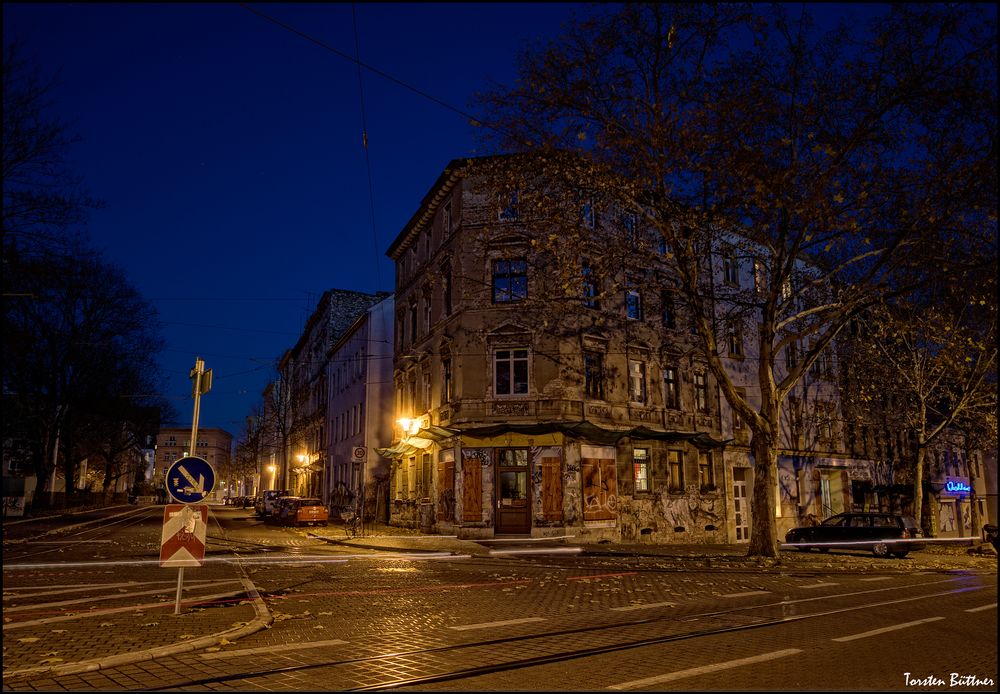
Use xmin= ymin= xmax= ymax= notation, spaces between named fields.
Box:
xmin=668 ymin=450 xmax=684 ymax=492
xmin=633 ymin=448 xmax=650 ymax=492
xmin=699 ymin=451 xmax=714 ymax=489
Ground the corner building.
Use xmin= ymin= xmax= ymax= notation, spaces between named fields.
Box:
xmin=381 ymin=158 xmax=732 ymax=543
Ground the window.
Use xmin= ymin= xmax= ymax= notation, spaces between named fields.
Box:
xmin=584 ymin=351 xmax=604 ymax=399
xmin=753 ymin=259 xmax=766 ymax=295
xmin=728 ymin=324 xmax=744 ymax=358
xmin=699 ymin=451 xmax=715 ymax=489
xmin=499 ymin=189 xmax=519 ymax=221
xmin=785 ymin=340 xmax=799 ymax=369
xmin=633 ymin=448 xmax=650 ymax=492
xmin=626 ymin=286 xmax=644 ymax=320
xmin=723 ymin=251 xmax=740 ymax=286
xmin=661 ymin=291 xmax=676 ymax=329
xmin=628 ymin=359 xmax=647 ymax=404
xmin=492 ymin=259 xmax=527 ymax=303
xmin=409 ymin=302 xmax=418 ymax=343
xmin=582 ymin=262 xmax=600 ymax=309
xmin=582 ymin=197 xmax=596 ymax=228
xmin=733 ymin=387 xmax=746 ymax=431
xmin=668 ymin=450 xmax=684 ymax=492
xmin=420 ymin=453 xmax=433 ymax=499
xmin=621 ymin=209 xmax=638 ymax=244
xmin=442 ymin=201 xmax=452 ymax=236
xmin=442 ymin=263 xmax=453 ymax=316
xmin=694 ymin=372 xmax=708 ymax=413
xmin=495 ymin=348 xmax=529 ymax=396
xmin=442 ymin=357 xmax=453 ymax=404
xmin=781 ymin=276 xmax=793 ymax=301
xmin=421 ymin=370 xmax=431 ymax=412
xmin=663 ymin=367 xmax=680 ymax=409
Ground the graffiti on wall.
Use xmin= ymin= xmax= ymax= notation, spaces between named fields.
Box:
xmin=659 ymin=492 xmax=722 ymax=531
xmin=530 ymin=446 xmax=562 ymax=524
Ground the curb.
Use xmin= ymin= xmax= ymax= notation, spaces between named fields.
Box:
xmin=2 ymin=554 xmax=273 ymax=683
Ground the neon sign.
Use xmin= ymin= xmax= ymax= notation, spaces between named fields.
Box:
xmin=944 ymin=478 xmax=971 ymax=494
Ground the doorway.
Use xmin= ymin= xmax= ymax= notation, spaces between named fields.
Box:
xmin=733 ymin=467 xmax=750 ymax=543
xmin=496 ymin=448 xmax=530 ymax=534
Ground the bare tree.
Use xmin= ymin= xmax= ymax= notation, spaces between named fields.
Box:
xmin=2 ymin=41 xmax=101 ymax=261
xmin=475 ymin=3 xmax=996 ymax=556
xmin=4 ymin=247 xmax=171 ymax=506
xmin=842 ymin=291 xmax=996 ymax=533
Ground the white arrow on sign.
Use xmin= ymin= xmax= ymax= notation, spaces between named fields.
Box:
xmin=177 ymin=464 xmax=205 ymax=495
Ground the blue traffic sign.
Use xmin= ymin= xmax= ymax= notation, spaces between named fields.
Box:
xmin=166 ymin=456 xmax=216 ymax=504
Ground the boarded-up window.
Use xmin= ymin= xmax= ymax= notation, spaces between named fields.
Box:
xmin=581 ymin=448 xmax=618 ymax=522
xmin=541 ymin=456 xmax=562 ymax=521
xmin=462 ymin=450 xmax=483 ymax=521
xmin=437 ymin=451 xmax=455 ymax=521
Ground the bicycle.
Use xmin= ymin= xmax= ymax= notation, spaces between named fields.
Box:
xmin=341 ymin=508 xmax=361 ymax=538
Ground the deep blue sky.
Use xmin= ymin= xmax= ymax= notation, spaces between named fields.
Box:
xmin=3 ymin=2 xmax=585 ymax=434
xmin=4 ymin=3 xmax=895 ymax=437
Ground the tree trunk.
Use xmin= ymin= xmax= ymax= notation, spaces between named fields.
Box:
xmin=747 ymin=430 xmax=780 ymax=557
xmin=913 ymin=443 xmax=925 ymax=530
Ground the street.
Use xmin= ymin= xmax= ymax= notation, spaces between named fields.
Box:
xmin=3 ymin=505 xmax=996 ymax=691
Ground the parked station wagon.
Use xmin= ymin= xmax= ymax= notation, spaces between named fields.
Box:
xmin=274 ymin=497 xmax=329 ymax=527
xmin=784 ymin=512 xmax=925 ymax=558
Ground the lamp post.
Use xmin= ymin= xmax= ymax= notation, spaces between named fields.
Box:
xmin=267 ymin=464 xmax=276 ymax=490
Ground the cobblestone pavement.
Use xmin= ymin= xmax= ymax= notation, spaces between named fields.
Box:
xmin=3 ymin=509 xmax=995 ymax=690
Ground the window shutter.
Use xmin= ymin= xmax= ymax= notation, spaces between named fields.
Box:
xmin=437 ymin=458 xmax=455 ymax=521
xmin=541 ymin=456 xmax=562 ymax=521
xmin=582 ymin=457 xmax=618 ymax=522
xmin=462 ymin=453 xmax=482 ymax=521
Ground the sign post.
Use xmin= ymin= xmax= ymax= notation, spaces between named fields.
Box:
xmin=162 ymin=357 xmax=215 ymax=614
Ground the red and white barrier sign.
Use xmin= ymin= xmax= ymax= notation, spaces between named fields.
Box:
xmin=159 ymin=504 xmax=208 ymax=567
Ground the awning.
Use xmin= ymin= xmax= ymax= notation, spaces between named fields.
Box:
xmin=375 ymin=436 xmax=434 ymax=459
xmin=377 ymin=421 xmax=728 ymax=456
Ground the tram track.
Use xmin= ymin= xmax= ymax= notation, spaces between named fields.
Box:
xmin=141 ymin=573 xmax=989 ymax=691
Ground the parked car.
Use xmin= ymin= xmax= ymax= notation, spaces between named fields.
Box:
xmin=255 ymin=489 xmax=290 ymax=518
xmin=273 ymin=497 xmax=329 ymax=527
xmin=784 ymin=512 xmax=925 ymax=558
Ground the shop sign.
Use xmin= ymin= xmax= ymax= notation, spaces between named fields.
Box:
xmin=943 ymin=477 xmax=972 ymax=495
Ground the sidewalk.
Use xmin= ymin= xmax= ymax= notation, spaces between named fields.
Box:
xmin=3 ymin=522 xmax=994 ymax=686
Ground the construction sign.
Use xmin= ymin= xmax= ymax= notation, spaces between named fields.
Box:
xmin=159 ymin=504 xmax=208 ymax=567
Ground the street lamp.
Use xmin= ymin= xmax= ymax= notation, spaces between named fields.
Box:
xmin=267 ymin=464 xmax=276 ymax=489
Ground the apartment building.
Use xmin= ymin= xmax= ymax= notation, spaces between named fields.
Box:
xmin=154 ymin=427 xmax=233 ymax=501
xmin=267 ymin=288 xmax=391 ymax=504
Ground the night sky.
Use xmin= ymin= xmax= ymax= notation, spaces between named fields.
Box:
xmin=3 ymin=2 xmax=580 ymax=433
xmin=3 ymin=3 xmax=892 ymax=437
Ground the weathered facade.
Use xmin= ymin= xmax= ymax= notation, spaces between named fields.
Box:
xmin=381 ymin=159 xmax=743 ymax=543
